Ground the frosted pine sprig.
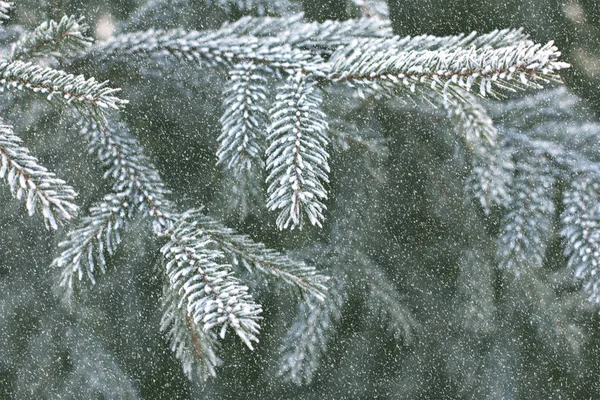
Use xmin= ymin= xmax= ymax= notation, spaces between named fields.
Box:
xmin=0 ymin=121 xmax=77 ymax=229
xmin=497 ymin=158 xmax=555 ymax=274
xmin=266 ymin=71 xmax=329 ymax=230
xmin=443 ymin=89 xmax=497 ymax=153
xmin=218 ymin=62 xmax=268 ymax=175
xmin=161 ymin=210 xmax=262 ymax=349
xmin=54 ymin=192 xmax=132 ymax=288
xmin=328 ymin=36 xmax=570 ymax=98
xmin=11 ymin=15 xmax=93 ymax=61
xmin=53 ymin=118 xmax=174 ymax=288
xmin=94 ymin=28 xmax=319 ymax=73
xmin=222 ymin=13 xmax=392 ymax=51
xmin=81 ymin=119 xmax=173 ymax=230
xmin=79 ymin=119 xmax=322 ymax=300
xmin=398 ymin=28 xmax=530 ymax=53
xmin=185 ymin=213 xmax=328 ymax=299
xmin=160 ymin=281 xmax=222 ymax=381
xmin=0 ymin=61 xmax=127 ymax=113
xmin=561 ymin=173 xmax=600 ymax=304
xmin=217 ymin=61 xmax=268 ymax=214
xmin=466 ymin=147 xmax=514 ymax=214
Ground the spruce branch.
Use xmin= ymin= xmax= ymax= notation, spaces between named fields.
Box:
xmin=425 ymin=28 xmax=530 ymax=52
xmin=88 ymin=20 xmax=563 ymax=107
xmin=51 ymin=114 xmax=325 ymax=379
xmin=561 ymin=173 xmax=600 ymax=304
xmin=160 ymin=280 xmax=222 ymax=381
xmin=266 ymin=71 xmax=329 ymax=230
xmin=328 ymin=36 xmax=569 ymax=99
xmin=161 ymin=210 xmax=262 ymax=349
xmin=497 ymin=157 xmax=555 ymax=274
xmin=223 ymin=13 xmax=392 ymax=52
xmin=218 ymin=61 xmax=268 ymax=174
xmin=11 ymin=15 xmax=93 ymax=61
xmin=54 ymin=192 xmax=132 ymax=289
xmin=94 ymin=28 xmax=319 ymax=74
xmin=277 ymin=275 xmax=345 ymax=385
xmin=443 ymin=89 xmax=497 ymax=153
xmin=184 ymin=214 xmax=328 ymax=300
xmin=61 ymin=115 xmax=323 ymax=291
xmin=56 ymin=61 xmax=321 ymax=299
xmin=55 ymin=115 xmax=326 ymax=300
xmin=0 ymin=121 xmax=77 ymax=229
xmin=0 ymin=60 xmax=127 ymax=114
xmin=82 ymin=119 xmax=173 ymax=230
xmin=466 ymin=146 xmax=514 ymax=214
xmin=53 ymin=119 xmax=173 ymax=288
xmin=483 ymin=89 xmax=600 ymax=303
xmin=217 ymin=61 xmax=268 ymax=213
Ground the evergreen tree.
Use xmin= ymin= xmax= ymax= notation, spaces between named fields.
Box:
xmin=1 ymin=0 xmax=599 ymax=398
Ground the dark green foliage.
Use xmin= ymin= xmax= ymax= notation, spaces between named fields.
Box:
xmin=2 ymin=1 xmax=600 ymax=399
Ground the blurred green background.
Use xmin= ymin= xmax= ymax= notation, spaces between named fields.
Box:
xmin=1 ymin=1 xmax=600 ymax=399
